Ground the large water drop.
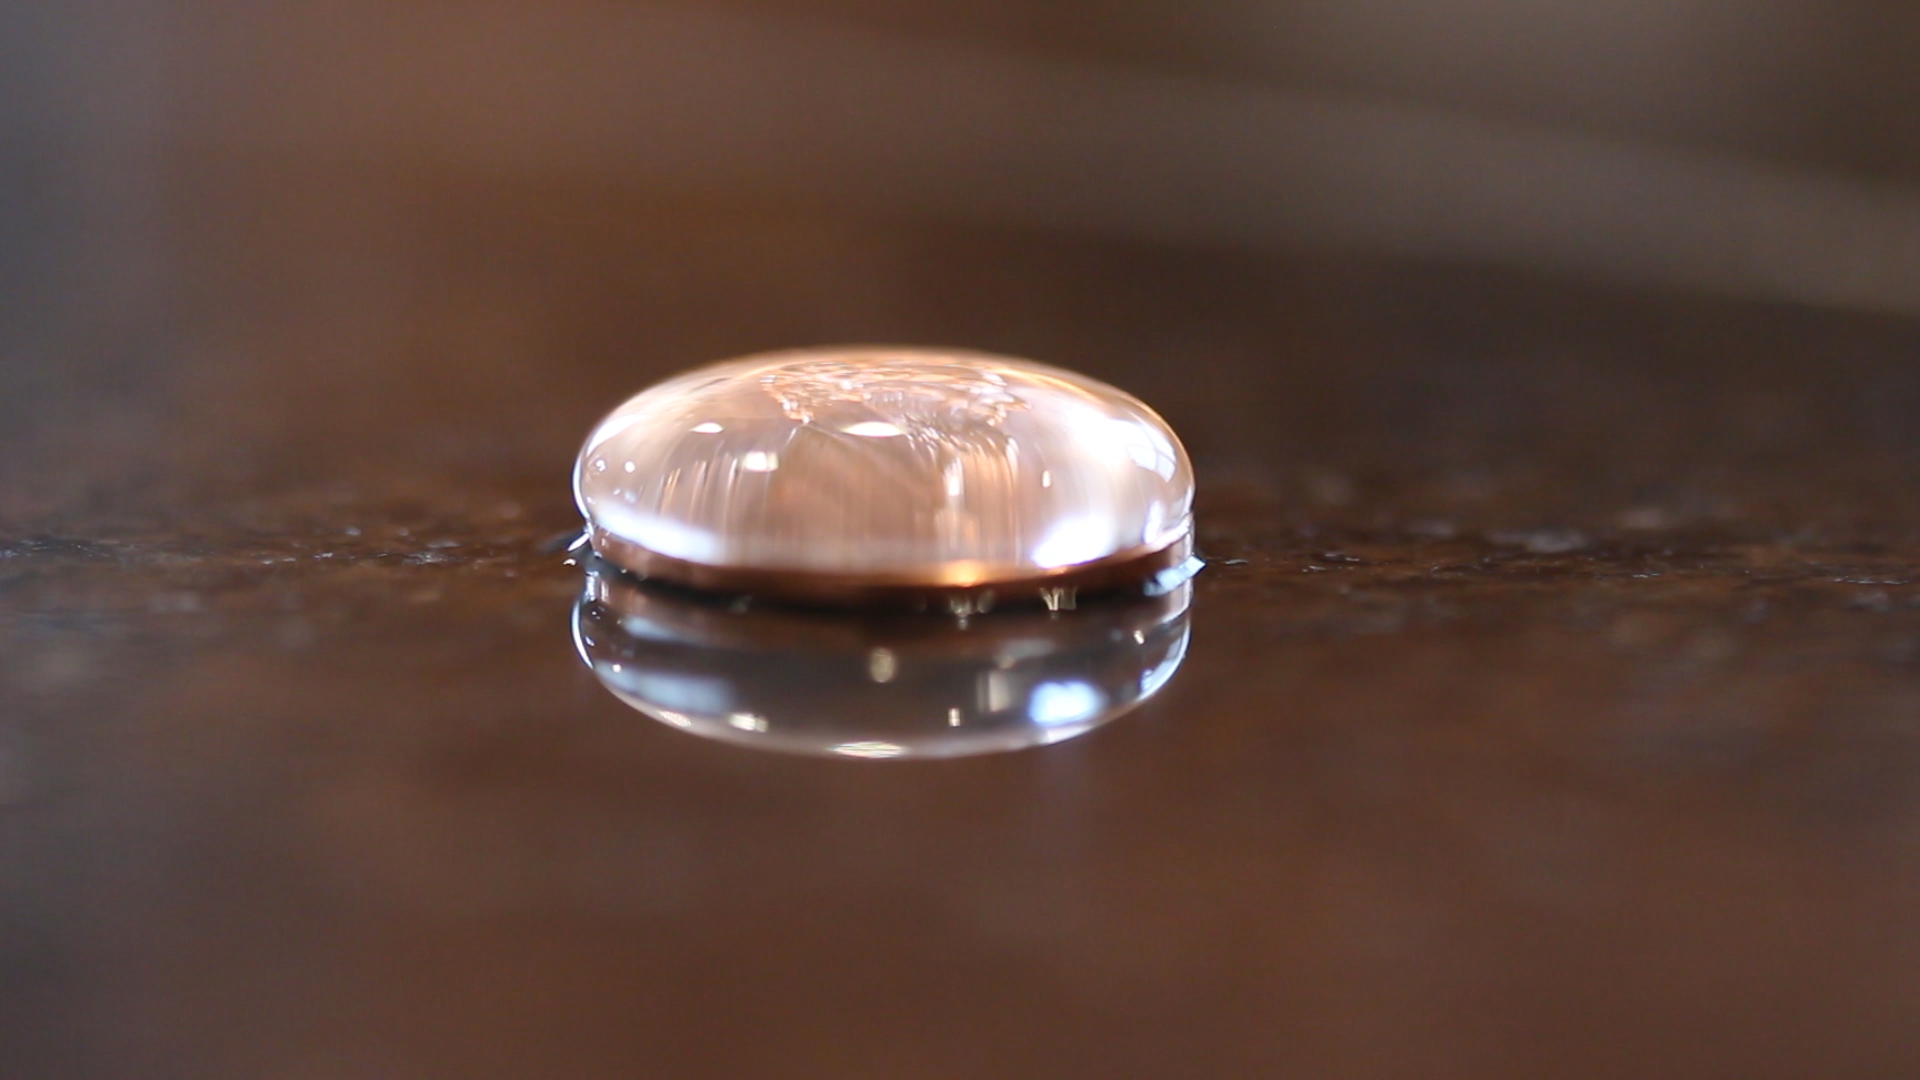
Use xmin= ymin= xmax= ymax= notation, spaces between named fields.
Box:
xmin=574 ymin=347 xmax=1195 ymax=606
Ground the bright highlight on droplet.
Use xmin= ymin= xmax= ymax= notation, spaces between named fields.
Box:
xmin=573 ymin=347 xmax=1195 ymax=604
xmin=833 ymin=741 xmax=906 ymax=759
xmin=1029 ymin=680 xmax=1106 ymax=727
xmin=842 ymin=420 xmax=905 ymax=438
xmin=1029 ymin=516 xmax=1114 ymax=570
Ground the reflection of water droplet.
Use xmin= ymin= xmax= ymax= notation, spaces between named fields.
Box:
xmin=727 ymin=712 xmax=769 ymax=732
xmin=1029 ymin=680 xmax=1106 ymax=726
xmin=833 ymin=741 xmax=906 ymax=759
xmin=574 ymin=563 xmax=1192 ymax=759
xmin=574 ymin=348 xmax=1195 ymax=606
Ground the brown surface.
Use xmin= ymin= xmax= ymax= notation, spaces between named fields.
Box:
xmin=12 ymin=6 xmax=1920 ymax=1072
xmin=7 ymin=159 xmax=1920 ymax=1078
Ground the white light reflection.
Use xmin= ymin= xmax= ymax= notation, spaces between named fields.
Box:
xmin=619 ymin=613 xmax=686 ymax=642
xmin=1029 ymin=680 xmax=1107 ymax=727
xmin=690 ymin=421 xmax=724 ymax=433
xmin=1030 ymin=515 xmax=1113 ymax=569
xmin=1140 ymin=632 xmax=1190 ymax=696
xmin=727 ymin=712 xmax=769 ymax=732
xmin=652 ymin=709 xmax=695 ymax=729
xmin=1111 ymin=418 xmax=1178 ymax=480
xmin=842 ymin=421 xmax=905 ymax=438
xmin=624 ymin=672 xmax=732 ymax=714
xmin=738 ymin=451 xmax=779 ymax=472
xmin=592 ymin=502 xmax=723 ymax=562
xmin=834 ymin=741 xmax=906 ymax=759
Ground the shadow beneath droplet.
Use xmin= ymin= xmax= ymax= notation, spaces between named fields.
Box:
xmin=573 ymin=562 xmax=1191 ymax=759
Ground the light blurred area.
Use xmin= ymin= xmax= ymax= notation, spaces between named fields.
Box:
xmin=9 ymin=0 xmax=1920 ymax=516
xmin=13 ymin=1 xmax=1920 ymax=310
xmin=177 ymin=0 xmax=1920 ymax=314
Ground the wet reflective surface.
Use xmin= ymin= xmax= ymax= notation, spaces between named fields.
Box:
xmin=575 ymin=562 xmax=1191 ymax=758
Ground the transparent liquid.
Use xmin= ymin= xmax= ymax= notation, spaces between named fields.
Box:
xmin=575 ymin=347 xmax=1194 ymax=585
xmin=575 ymin=564 xmax=1192 ymax=759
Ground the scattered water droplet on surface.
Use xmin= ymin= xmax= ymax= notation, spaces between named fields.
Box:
xmin=574 ymin=347 xmax=1194 ymax=605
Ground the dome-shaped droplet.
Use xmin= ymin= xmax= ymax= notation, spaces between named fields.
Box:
xmin=574 ymin=347 xmax=1196 ymax=605
xmin=574 ymin=565 xmax=1191 ymax=758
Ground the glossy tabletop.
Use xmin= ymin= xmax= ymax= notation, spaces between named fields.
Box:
xmin=10 ymin=12 xmax=1920 ymax=1076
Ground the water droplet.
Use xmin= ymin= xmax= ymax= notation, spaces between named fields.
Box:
xmin=573 ymin=564 xmax=1191 ymax=759
xmin=574 ymin=347 xmax=1195 ymax=605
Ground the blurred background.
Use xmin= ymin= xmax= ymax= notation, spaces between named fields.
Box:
xmin=9 ymin=0 xmax=1920 ymax=527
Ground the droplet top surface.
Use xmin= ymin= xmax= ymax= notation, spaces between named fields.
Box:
xmin=575 ymin=347 xmax=1194 ymax=586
